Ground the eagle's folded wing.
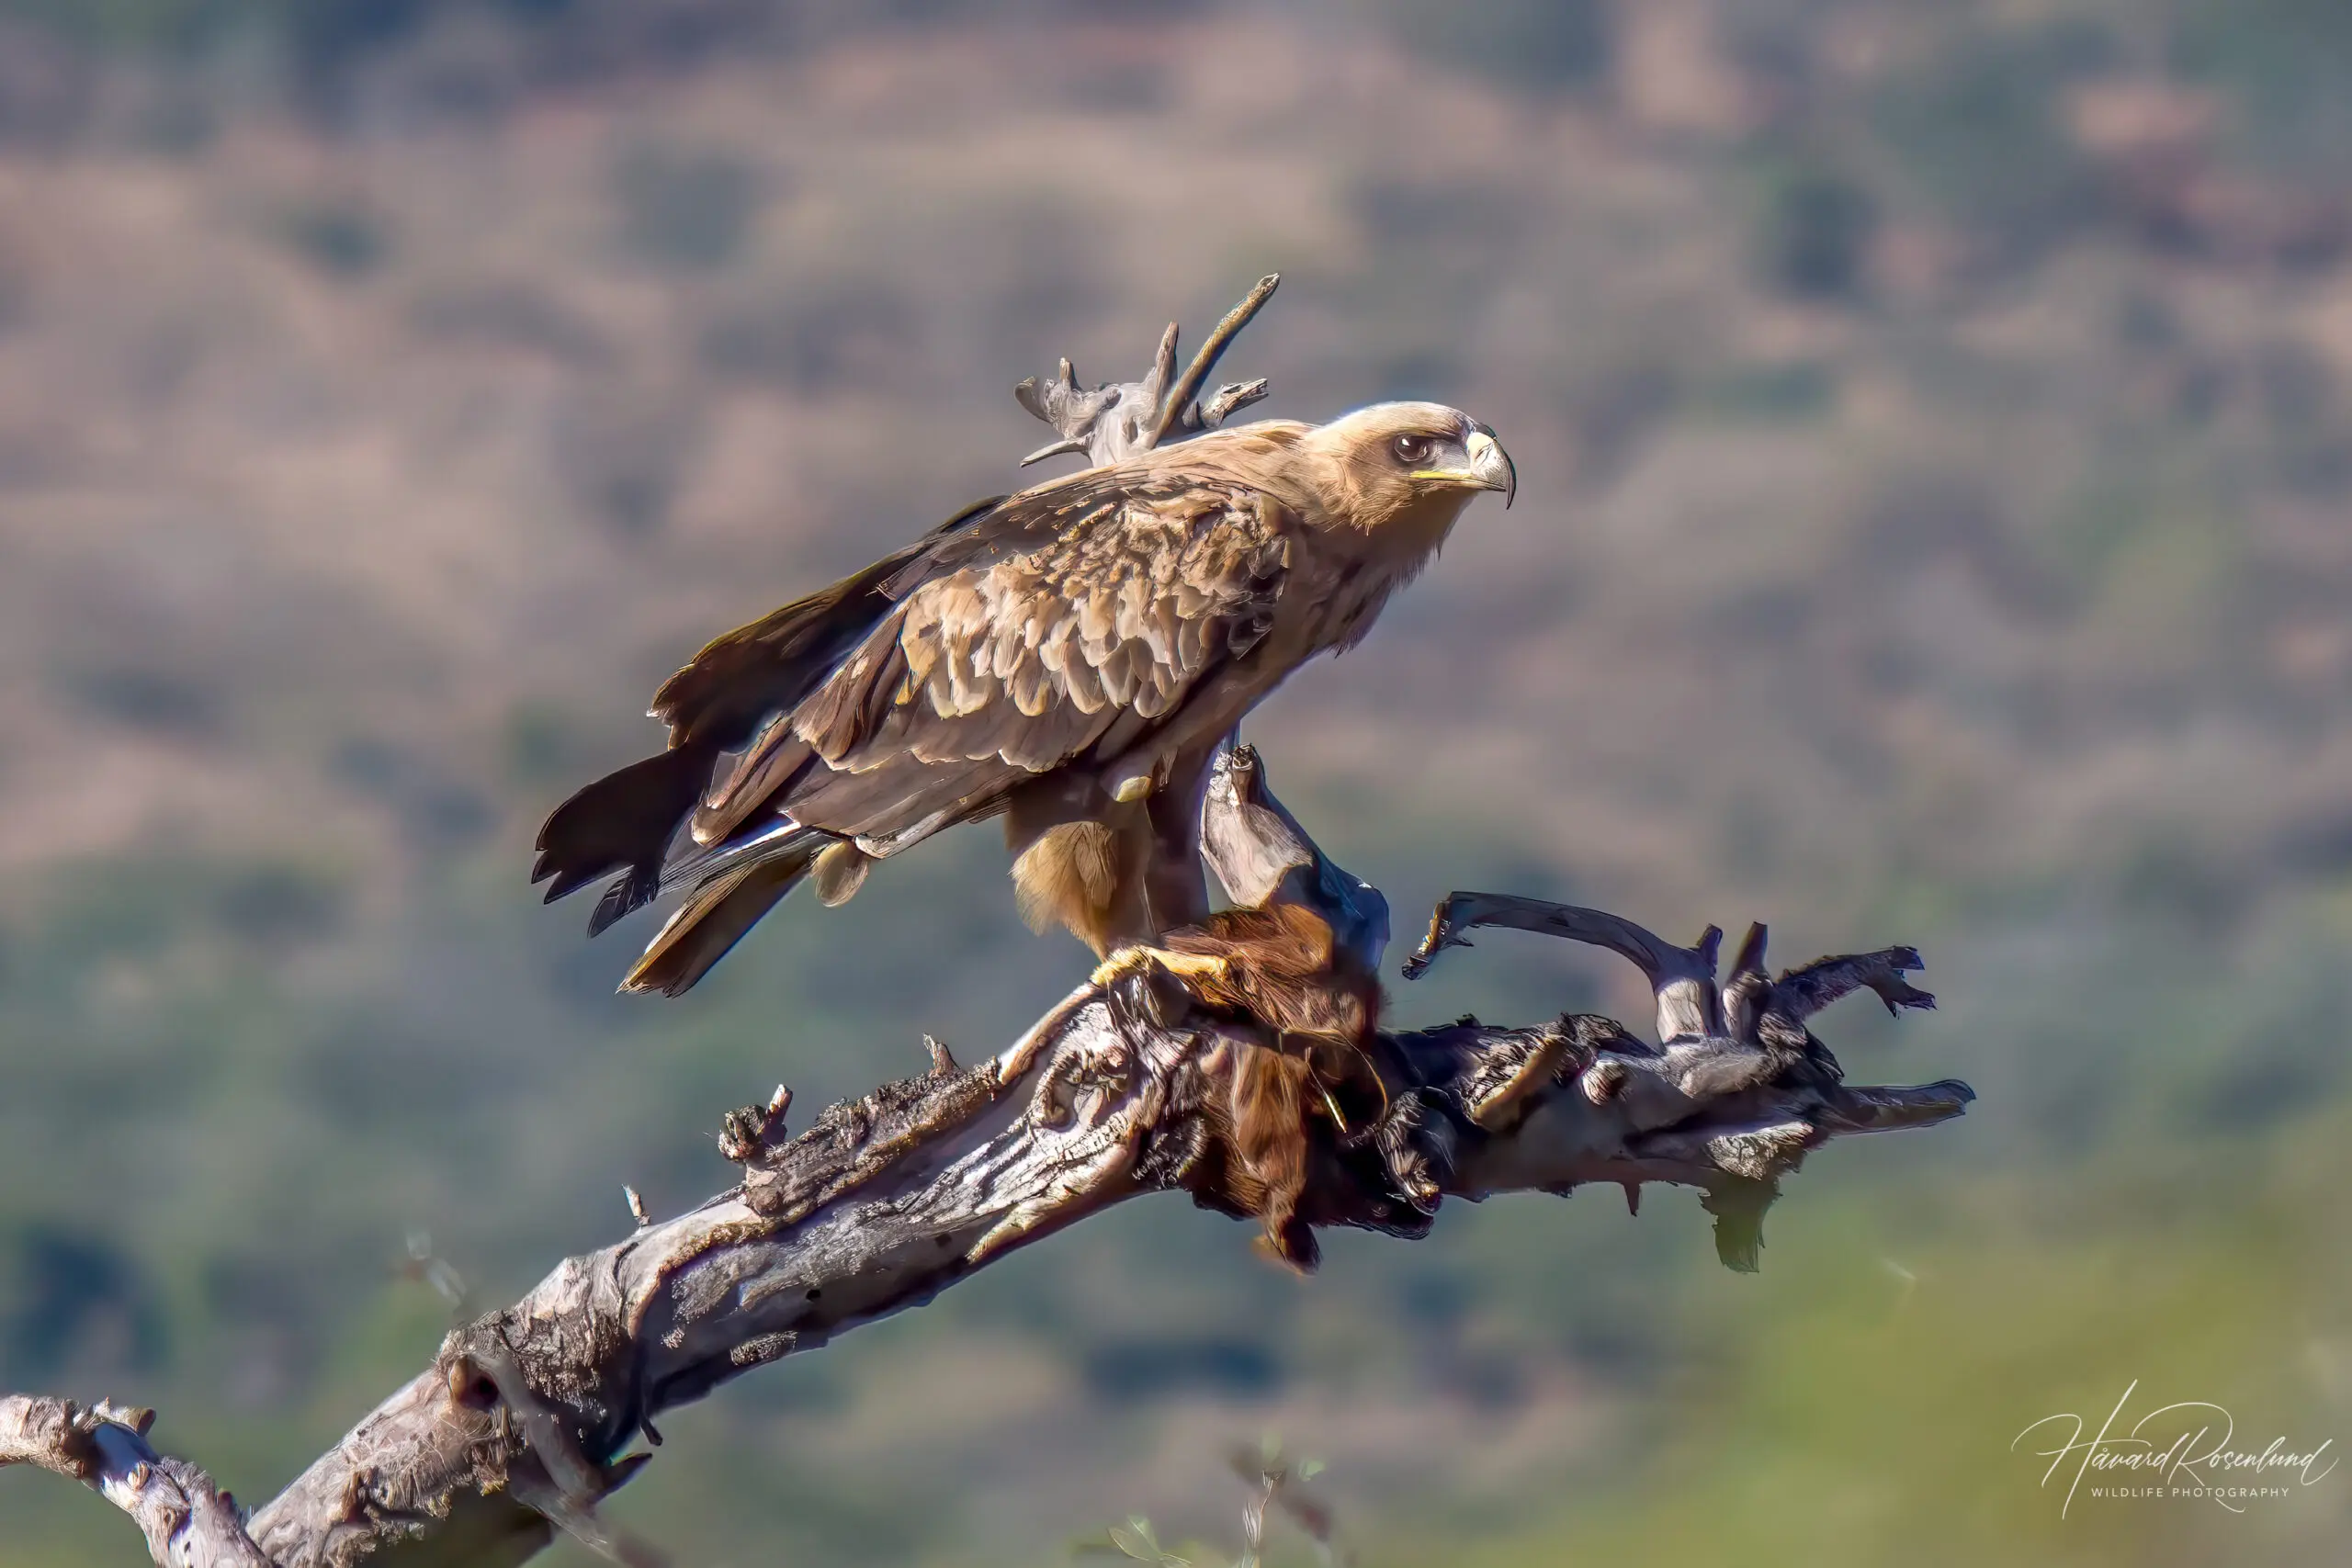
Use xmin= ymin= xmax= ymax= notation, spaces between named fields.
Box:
xmin=692 ymin=481 xmax=1292 ymax=850
xmin=646 ymin=493 xmax=1006 ymax=749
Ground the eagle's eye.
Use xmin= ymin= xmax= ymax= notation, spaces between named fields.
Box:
xmin=1390 ymin=433 xmax=1435 ymax=467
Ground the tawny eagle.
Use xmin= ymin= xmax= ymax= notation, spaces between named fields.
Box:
xmin=532 ymin=401 xmax=1514 ymax=995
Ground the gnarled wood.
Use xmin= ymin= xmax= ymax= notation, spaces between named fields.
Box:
xmin=1014 ymin=274 xmax=1279 ymax=468
xmin=0 ymin=1393 xmax=272 ymax=1568
xmin=6 ymin=749 xmax=1972 ymax=1567
xmin=16 ymin=742 xmax=1959 ymax=1568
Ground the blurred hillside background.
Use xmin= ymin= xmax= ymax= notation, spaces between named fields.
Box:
xmin=1 ymin=0 xmax=2350 ymax=1562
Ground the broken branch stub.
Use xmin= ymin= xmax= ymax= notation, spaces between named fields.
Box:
xmin=1015 ymin=274 xmax=1280 ymax=468
xmin=0 ymin=1393 xmax=272 ymax=1568
xmin=1198 ymin=737 xmax=1389 ymax=969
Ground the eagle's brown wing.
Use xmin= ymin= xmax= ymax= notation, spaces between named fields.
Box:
xmin=537 ymin=463 xmax=1297 ymax=999
xmin=528 ymin=497 xmax=1001 ymax=908
xmin=650 ymin=493 xmax=1006 ymax=746
xmin=691 ymin=479 xmax=1291 ymax=851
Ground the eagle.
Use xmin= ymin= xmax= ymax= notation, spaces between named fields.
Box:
xmin=532 ymin=401 xmax=1514 ymax=995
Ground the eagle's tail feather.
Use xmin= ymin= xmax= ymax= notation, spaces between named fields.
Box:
xmin=534 ymin=745 xmax=718 ymax=908
xmin=587 ymin=866 xmax=662 ymax=937
xmin=620 ymin=849 xmax=818 ymax=998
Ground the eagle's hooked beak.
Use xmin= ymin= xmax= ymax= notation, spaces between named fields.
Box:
xmin=1413 ymin=426 xmax=1517 ymax=508
xmin=1465 ymin=427 xmax=1516 ymax=509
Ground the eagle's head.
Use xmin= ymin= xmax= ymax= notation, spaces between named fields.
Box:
xmin=1295 ymin=400 xmax=1515 ymax=539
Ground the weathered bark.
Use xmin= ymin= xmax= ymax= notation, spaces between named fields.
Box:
xmin=1 ymin=742 xmax=1970 ymax=1568
xmin=1014 ymin=274 xmax=1279 ymax=467
xmin=0 ymin=1394 xmax=271 ymax=1567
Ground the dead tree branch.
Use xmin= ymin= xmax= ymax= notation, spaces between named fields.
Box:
xmin=1014 ymin=274 xmax=1279 ymax=467
xmin=0 ymin=1393 xmax=272 ymax=1567
xmin=1 ymin=741 xmax=1970 ymax=1568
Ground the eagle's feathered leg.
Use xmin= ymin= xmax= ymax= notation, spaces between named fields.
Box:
xmin=1005 ymin=780 xmax=1154 ymax=958
xmin=1140 ymin=742 xmax=1218 ymax=934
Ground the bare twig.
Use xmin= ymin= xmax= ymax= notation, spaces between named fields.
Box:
xmin=1227 ymin=1441 xmax=1341 ymax=1567
xmin=0 ymin=1394 xmax=271 ymax=1568
xmin=1014 ymin=275 xmax=1280 ymax=468
xmin=1149 ymin=273 xmax=1282 ymax=448
xmin=1407 ymin=891 xmax=1728 ymax=1041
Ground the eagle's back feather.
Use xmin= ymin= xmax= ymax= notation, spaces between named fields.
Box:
xmin=693 ymin=479 xmax=1291 ymax=850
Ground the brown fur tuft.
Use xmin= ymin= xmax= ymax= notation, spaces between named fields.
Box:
xmin=1161 ymin=901 xmax=1378 ymax=1048
xmin=1107 ymin=902 xmax=1391 ymax=1269
xmin=1229 ymin=1042 xmax=1319 ymax=1270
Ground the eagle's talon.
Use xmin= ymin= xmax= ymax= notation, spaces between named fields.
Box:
xmin=1113 ymin=966 xmax=1193 ymax=1031
xmin=1091 ymin=949 xmax=1148 ymax=989
xmin=1090 ymin=946 xmax=1233 ymax=992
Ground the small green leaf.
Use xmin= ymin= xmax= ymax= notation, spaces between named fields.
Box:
xmin=1109 ymin=1522 xmax=1156 ymax=1561
xmin=1299 ymin=1459 xmax=1325 ymax=1480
